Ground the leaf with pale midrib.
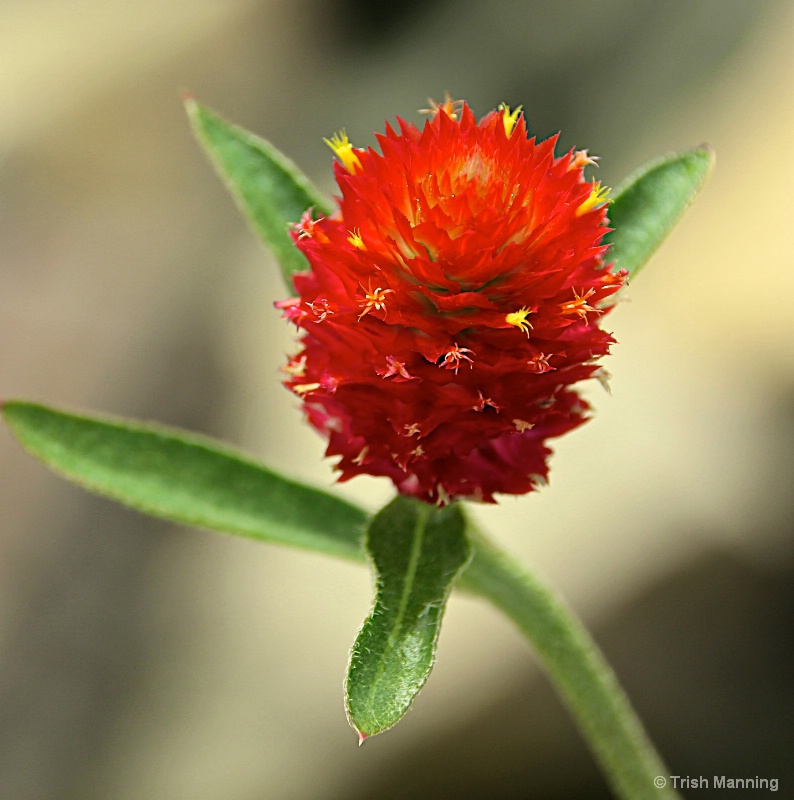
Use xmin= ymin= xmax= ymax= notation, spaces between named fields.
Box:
xmin=346 ymin=496 xmax=471 ymax=739
xmin=1 ymin=401 xmax=367 ymax=560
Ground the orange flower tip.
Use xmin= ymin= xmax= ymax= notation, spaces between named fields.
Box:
xmin=513 ymin=419 xmax=534 ymax=432
xmin=347 ymin=229 xmax=365 ymax=249
xmin=560 ymin=288 xmax=598 ymax=319
xmin=569 ymin=149 xmax=599 ymax=171
xmin=505 ymin=307 xmax=533 ymax=336
xmin=324 ymin=130 xmax=362 ymax=173
xmin=420 ymin=93 xmax=463 ymax=121
xmin=293 ymin=382 xmax=321 ymax=396
xmin=357 ymin=284 xmax=394 ymax=319
xmin=499 ymin=103 xmax=523 ymax=137
xmin=576 ymin=181 xmax=611 ymax=216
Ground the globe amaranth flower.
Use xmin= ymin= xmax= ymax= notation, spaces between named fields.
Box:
xmin=277 ymin=98 xmax=627 ymax=505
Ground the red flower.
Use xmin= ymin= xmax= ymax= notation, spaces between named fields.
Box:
xmin=277 ymin=99 xmax=627 ymax=504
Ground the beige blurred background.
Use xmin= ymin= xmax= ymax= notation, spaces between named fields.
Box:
xmin=1 ymin=1 xmax=792 ymax=798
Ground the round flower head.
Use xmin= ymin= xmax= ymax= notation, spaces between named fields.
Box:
xmin=277 ymin=99 xmax=627 ymax=504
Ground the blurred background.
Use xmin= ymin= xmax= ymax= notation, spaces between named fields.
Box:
xmin=1 ymin=1 xmax=792 ymax=798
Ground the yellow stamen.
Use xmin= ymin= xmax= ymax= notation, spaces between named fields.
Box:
xmin=281 ymin=354 xmax=307 ymax=377
xmin=576 ymin=181 xmax=610 ymax=216
xmin=348 ymin=229 xmax=365 ymax=249
xmin=293 ymin=382 xmax=320 ymax=396
xmin=323 ymin=130 xmax=362 ymax=173
xmin=499 ymin=103 xmax=522 ymax=137
xmin=505 ymin=306 xmax=533 ymax=336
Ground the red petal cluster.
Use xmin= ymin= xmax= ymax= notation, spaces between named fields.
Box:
xmin=277 ymin=101 xmax=627 ymax=504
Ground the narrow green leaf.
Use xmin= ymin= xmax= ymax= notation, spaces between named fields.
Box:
xmin=346 ymin=496 xmax=471 ymax=739
xmin=2 ymin=401 xmax=367 ymax=561
xmin=185 ymin=98 xmax=334 ymax=288
xmin=605 ymin=146 xmax=715 ymax=278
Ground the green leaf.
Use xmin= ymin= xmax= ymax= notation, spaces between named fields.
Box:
xmin=346 ymin=496 xmax=471 ymax=739
xmin=185 ymin=98 xmax=334 ymax=288
xmin=605 ymin=146 xmax=715 ymax=278
xmin=1 ymin=401 xmax=367 ymax=561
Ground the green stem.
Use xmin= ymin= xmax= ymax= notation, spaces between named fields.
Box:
xmin=459 ymin=520 xmax=680 ymax=800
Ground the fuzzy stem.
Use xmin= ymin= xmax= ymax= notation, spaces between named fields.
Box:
xmin=459 ymin=519 xmax=680 ymax=800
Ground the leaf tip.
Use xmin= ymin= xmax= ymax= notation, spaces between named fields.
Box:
xmin=183 ymin=93 xmax=201 ymax=124
xmin=691 ymin=142 xmax=716 ymax=168
xmin=356 ymin=730 xmax=368 ymax=747
xmin=0 ymin=398 xmax=17 ymax=418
